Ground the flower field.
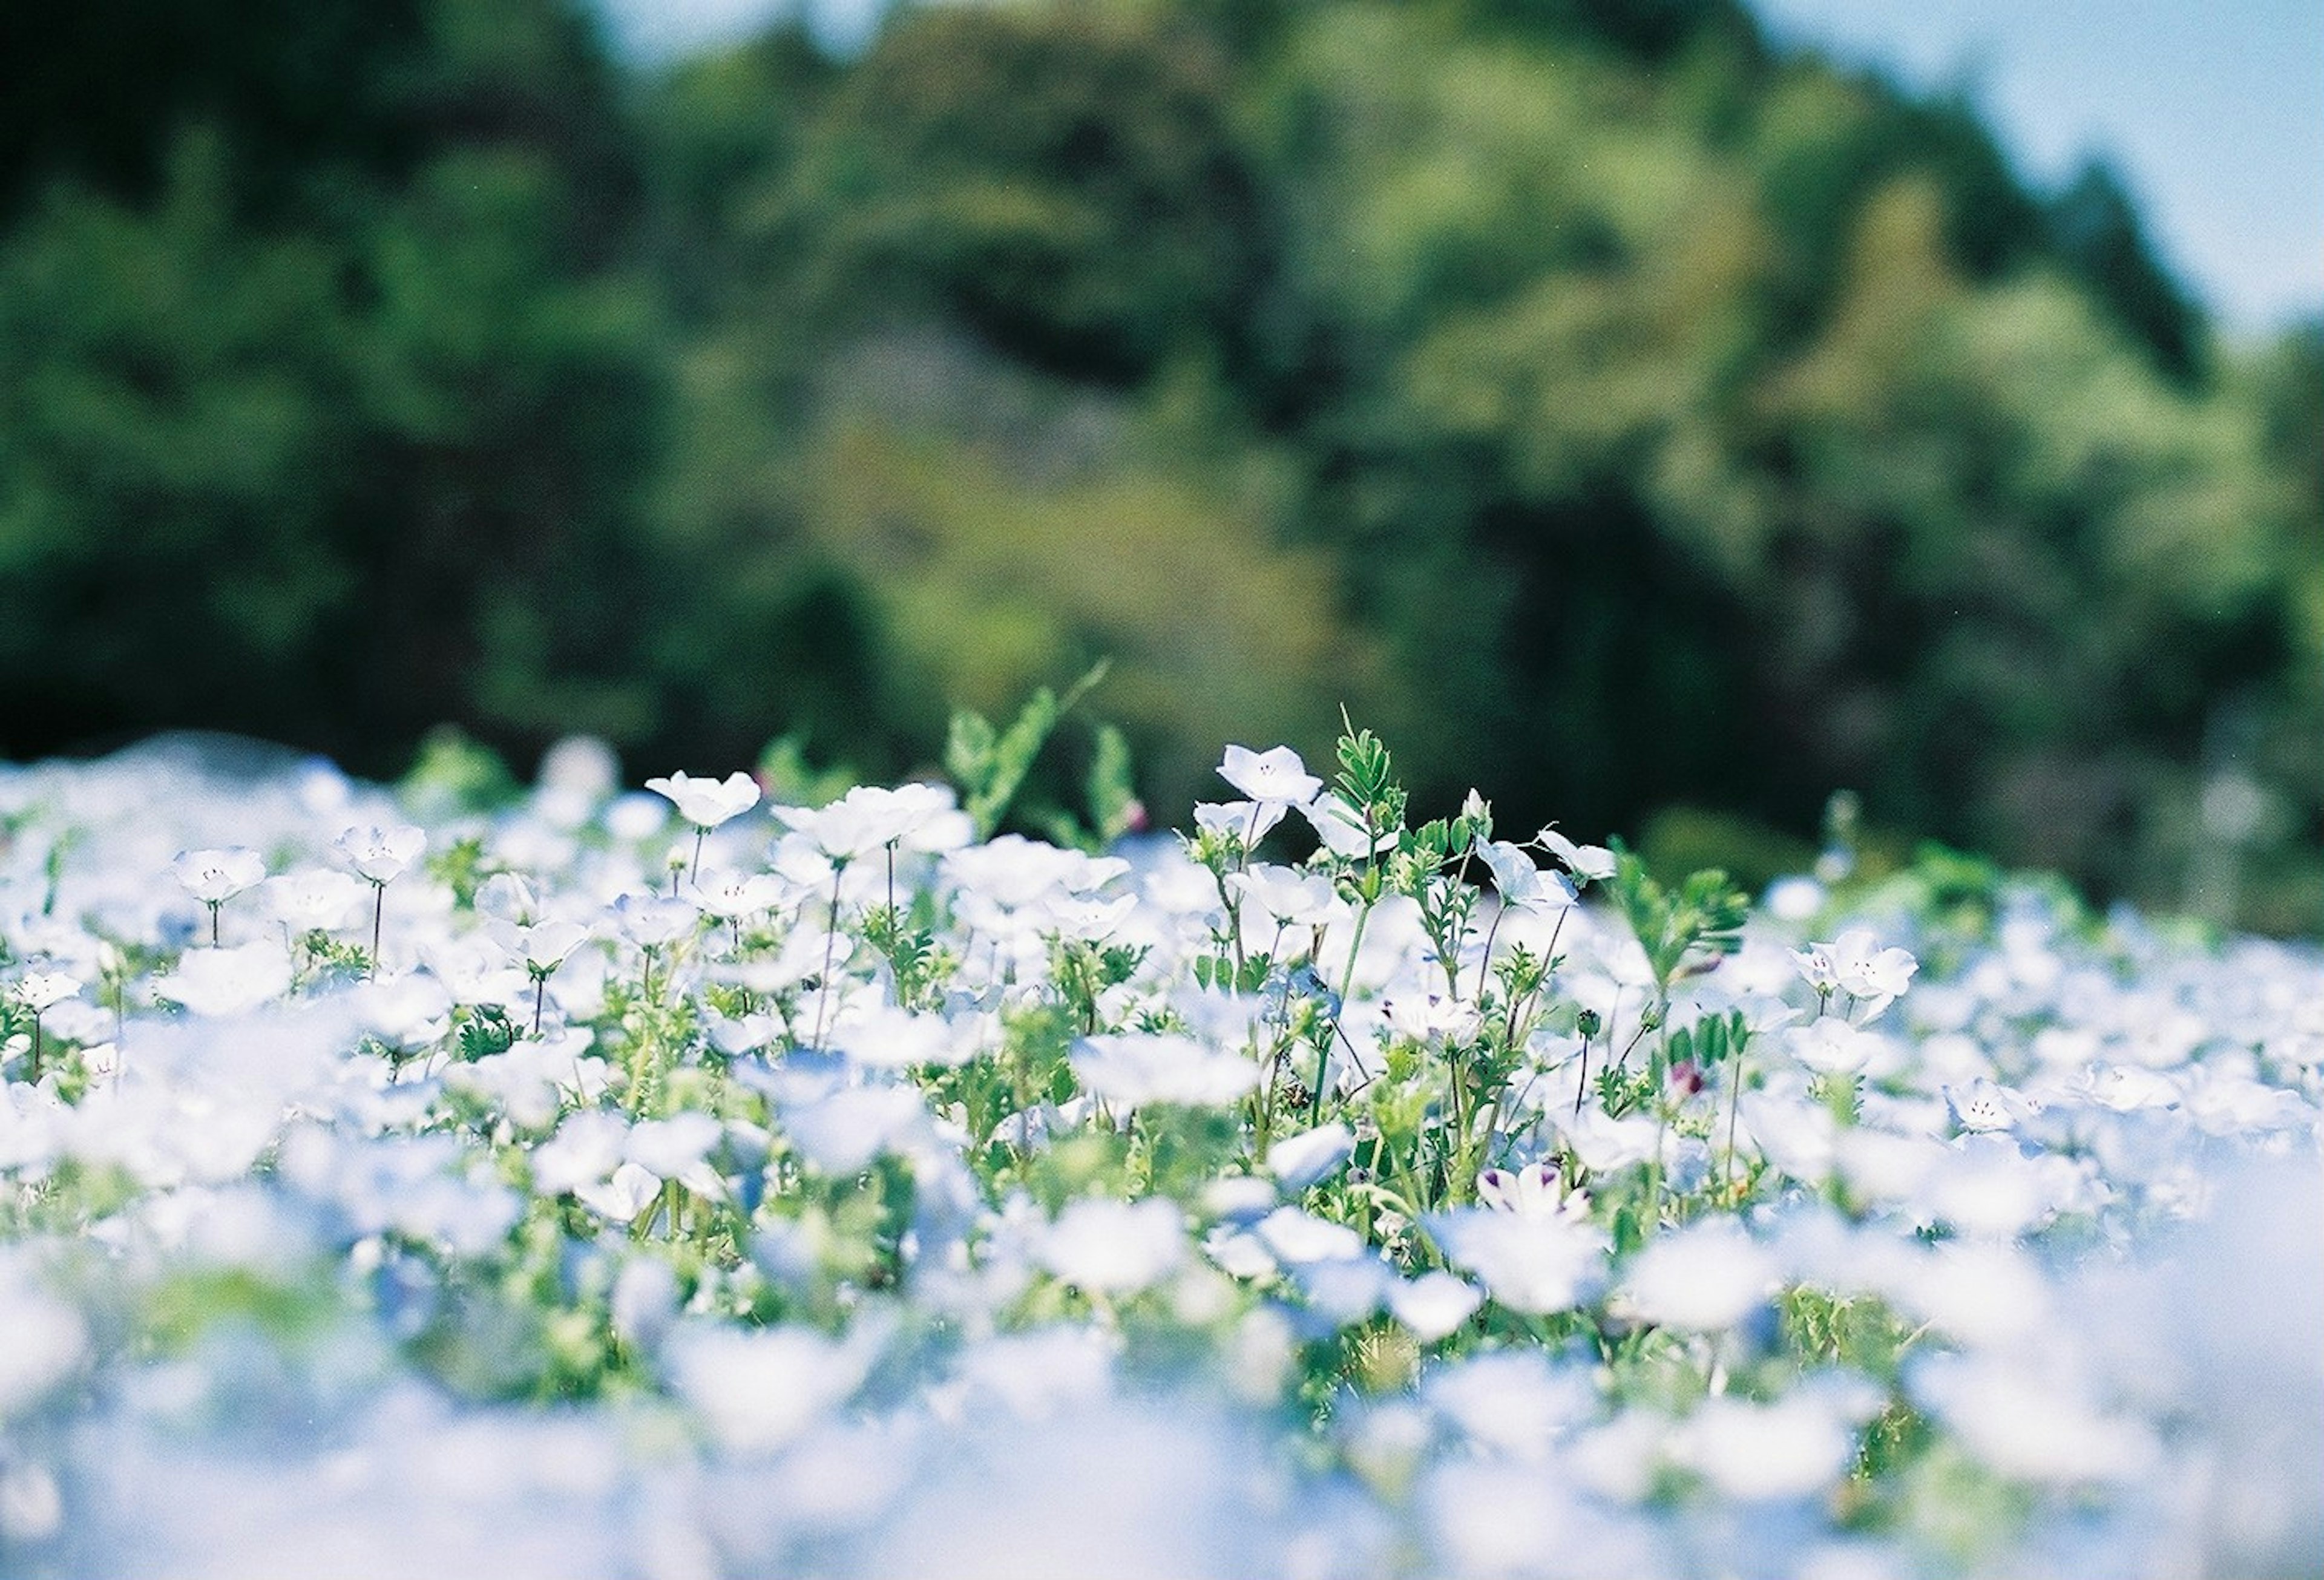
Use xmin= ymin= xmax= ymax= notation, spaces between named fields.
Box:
xmin=1 ymin=729 xmax=2319 ymax=1578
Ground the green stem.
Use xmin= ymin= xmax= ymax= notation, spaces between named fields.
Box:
xmin=812 ymin=860 xmax=847 ymax=1049
xmin=1723 ymin=1048 xmax=1747 ymax=1199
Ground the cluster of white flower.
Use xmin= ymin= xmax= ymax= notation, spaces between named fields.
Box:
xmin=0 ymin=734 xmax=2317 ymax=1578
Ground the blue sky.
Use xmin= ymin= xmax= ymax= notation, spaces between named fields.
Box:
xmin=599 ymin=0 xmax=2323 ymax=333
xmin=1751 ymin=0 xmax=2323 ymax=332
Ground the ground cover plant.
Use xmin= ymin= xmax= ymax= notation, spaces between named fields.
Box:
xmin=1 ymin=720 xmax=2318 ymax=1578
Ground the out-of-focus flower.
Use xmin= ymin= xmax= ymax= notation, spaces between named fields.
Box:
xmin=153 ymin=943 xmax=291 ymax=1017
xmin=1034 ymin=1197 xmax=1186 ymax=1295
xmin=1074 ymin=1034 xmax=1258 ymax=1110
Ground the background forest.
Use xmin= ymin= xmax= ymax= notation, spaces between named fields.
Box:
xmin=2 ymin=0 xmax=2318 ymax=929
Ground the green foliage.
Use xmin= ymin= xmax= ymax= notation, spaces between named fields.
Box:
xmin=1605 ymin=844 xmax=1750 ymax=994
xmin=945 ymin=660 xmax=1111 ymax=841
xmin=0 ymin=0 xmax=2315 ymax=931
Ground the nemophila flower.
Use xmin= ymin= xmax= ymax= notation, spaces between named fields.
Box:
xmin=1788 ymin=1015 xmax=1883 ymax=1076
xmin=833 ymin=1003 xmax=985 ymax=1071
xmin=1300 ymin=793 xmax=1396 ymax=858
xmin=1943 ymin=1076 xmax=2038 ymax=1134
xmin=1912 ymin=1352 xmax=2161 ymax=1485
xmin=0 ymin=1280 xmax=87 ymax=1417
xmin=1255 ymin=1205 xmax=1368 ymax=1267
xmin=1476 ymin=1160 xmax=1584 ymax=1218
xmin=1218 ymin=744 xmax=1321 ymax=807
xmin=1227 ymin=865 xmax=1337 ymax=928
xmin=1380 ymin=986 xmax=1482 ymax=1045
xmin=1073 ymin=1032 xmax=1258 ymax=1110
xmin=1674 ymin=1393 xmax=1860 ymax=1503
xmin=943 ymin=839 xmax=1131 ymax=933
xmin=1423 ymin=1349 xmax=1596 ymax=1459
xmin=529 ymin=1110 xmax=631 ymax=1196
xmin=335 ymin=824 xmax=426 ymax=885
xmin=1040 ymin=891 xmax=1140 ymax=942
xmin=350 ymin=969 xmax=453 ymax=1050
xmin=772 ymin=783 xmax=937 ymax=865
xmin=695 ymin=871 xmax=790 ymax=923
xmin=645 ymin=770 xmax=761 ymax=831
xmin=612 ymin=893 xmax=697 ymax=951
xmin=12 ymin=969 xmax=81 ymax=1015
xmin=173 ymin=846 xmax=267 ymax=945
xmin=779 ymin=1083 xmax=934 ymax=1175
xmin=1613 ymin=1219 xmax=1780 ymax=1332
xmin=1193 ymin=799 xmax=1286 ymax=848
xmin=1534 ymin=827 xmax=1616 ymax=883
xmin=604 ymin=791 xmax=669 ymax=842
xmin=262 ymin=869 xmax=367 ymax=933
xmin=1475 ymin=839 xmax=1575 ymax=915
xmin=1427 ymin=1206 xmax=1608 ymax=1316
xmin=1792 ymin=930 xmax=1917 ymax=1020
xmin=510 ymin=919 xmax=589 ymax=977
xmin=625 ymin=1110 xmax=724 ymax=1183
xmin=1266 ymin=1123 xmax=1354 ymax=1192
xmin=171 ymin=847 xmax=264 ymax=904
xmin=153 ymin=942 xmax=291 ymax=1017
xmin=669 ymin=1325 xmax=875 ymax=1455
xmin=577 ymin=1161 xmax=661 ymax=1224
xmin=1034 ymin=1197 xmax=1186 ymax=1295
xmin=1388 ymin=1271 xmax=1484 ymax=1343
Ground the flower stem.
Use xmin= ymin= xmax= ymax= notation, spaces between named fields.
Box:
xmin=812 ymin=860 xmax=847 ymax=1050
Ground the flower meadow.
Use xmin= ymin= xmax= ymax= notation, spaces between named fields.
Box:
xmin=1 ymin=727 xmax=2319 ymax=1579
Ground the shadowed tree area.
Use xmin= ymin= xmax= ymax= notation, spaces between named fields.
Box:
xmin=1 ymin=0 xmax=2317 ymax=929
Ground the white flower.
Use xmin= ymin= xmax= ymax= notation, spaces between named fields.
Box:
xmin=575 ymin=1161 xmax=661 ymax=1224
xmin=669 ymin=1325 xmax=871 ymax=1455
xmin=262 ymin=869 xmax=367 ymax=931
xmin=512 ymin=919 xmax=589 ymax=975
xmin=1389 ymin=1272 xmax=1483 ymax=1342
xmin=152 ymin=943 xmax=291 ymax=1017
xmin=1475 ymin=1160 xmax=1586 ymax=1218
xmin=644 ymin=769 xmax=761 ymax=830
xmin=1073 ymin=1034 xmax=1259 ymax=1110
xmin=612 ymin=893 xmax=697 ymax=950
xmin=695 ymin=872 xmax=790 ymax=922
xmin=0 ymin=1283 xmax=87 ymax=1415
xmin=1226 ymin=865 xmax=1338 ymax=928
xmin=1266 ymin=1123 xmax=1355 ymax=1192
xmin=773 ymin=782 xmax=948 ymax=862
xmin=1300 ymin=794 xmax=1396 ymax=858
xmin=336 ymin=823 xmax=427 ymax=884
xmin=1217 ymin=744 xmax=1321 ymax=807
xmin=12 ymin=969 xmax=82 ymax=1014
xmin=1382 ymin=988 xmax=1482 ymax=1045
xmin=1255 ymin=1206 xmax=1368 ymax=1265
xmin=1429 ymin=1207 xmax=1609 ymax=1315
xmin=1034 ymin=1197 xmax=1186 ymax=1294
xmin=1943 ymin=1077 xmax=2038 ymax=1135
xmin=1788 ymin=1015 xmax=1882 ymax=1075
xmin=1193 ymin=799 xmax=1287 ymax=848
xmin=171 ymin=847 xmax=266 ymax=904
xmin=1793 ymin=930 xmax=1917 ymax=1020
xmin=1535 ymin=827 xmax=1617 ymax=883
xmin=1475 ymin=839 xmax=1575 ymax=914
xmin=1615 ymin=1219 xmax=1779 ymax=1332
xmin=1675 ymin=1394 xmax=1857 ymax=1501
